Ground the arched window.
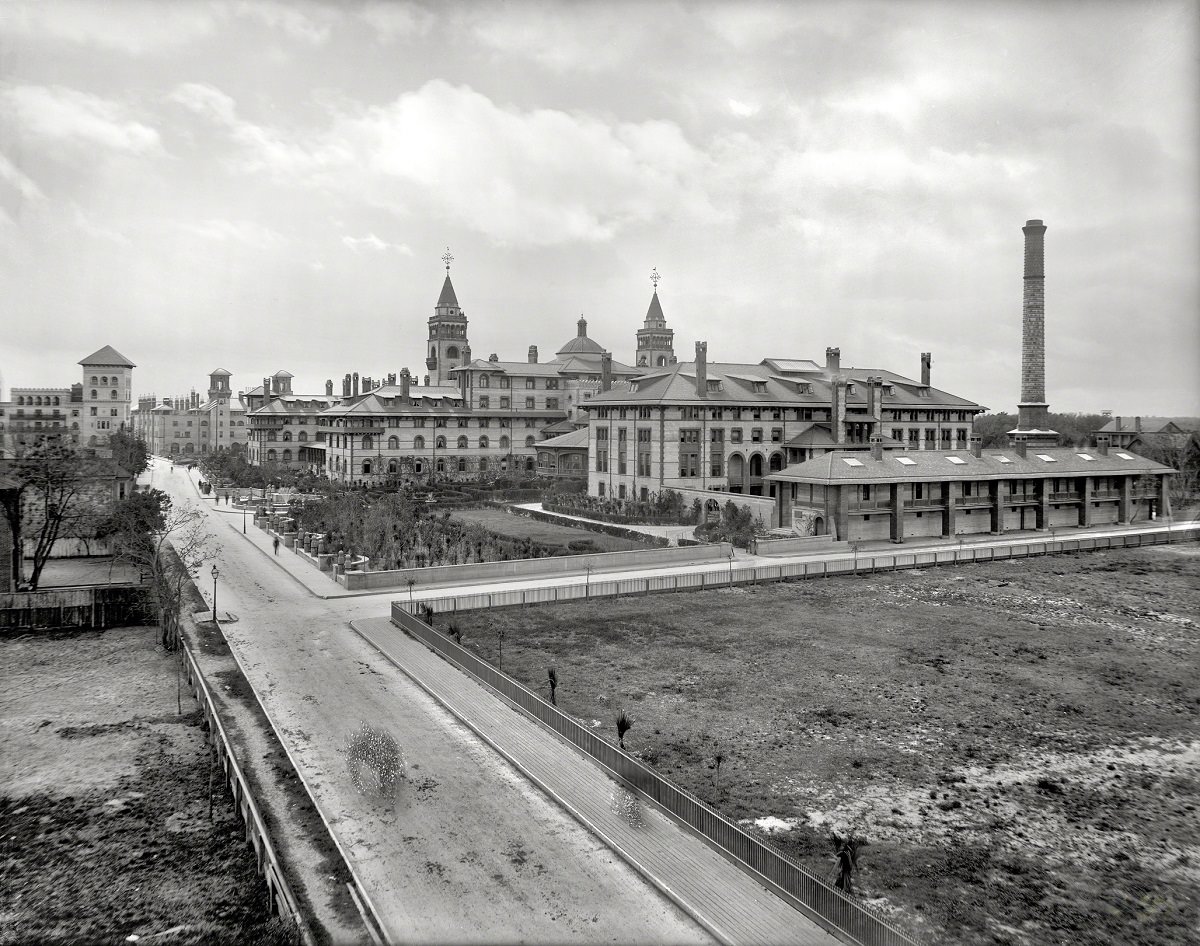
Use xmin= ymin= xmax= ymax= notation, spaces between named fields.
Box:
xmin=362 ymin=460 xmax=372 ymax=475
xmin=525 ymin=456 xmax=535 ymax=471
xmin=479 ymin=435 xmax=489 ymax=449
xmin=478 ymin=457 xmax=489 ymax=472
xmin=101 ymin=376 xmax=108 ymax=384
xmin=15 ymin=396 xmax=22 ymax=405
xmin=435 ymin=435 xmax=446 ymax=449
xmin=388 ymin=435 xmax=399 ymax=449
xmin=388 ymin=459 xmax=398 ymax=474
xmin=499 ymin=435 xmax=509 ymax=449
xmin=436 ymin=458 xmax=445 ymax=473
xmin=447 ymin=345 xmax=459 ymax=359
xmin=479 ymin=375 xmax=490 ymax=388
xmin=91 ymin=390 xmax=97 ymax=399
xmin=53 ymin=396 xmax=60 ymax=405
xmin=657 ymin=356 xmax=667 ymax=367
xmin=457 ymin=435 xmax=468 ymax=449
xmin=90 ymin=376 xmax=98 ymax=384
xmin=414 ymin=460 xmax=424 ymax=474
xmin=298 ymin=431 xmax=308 ymax=442
xmin=110 ymin=390 xmax=118 ymax=399
xmin=267 ymin=431 xmax=277 ymax=441
xmin=282 ymin=431 xmax=292 ymax=441
xmin=362 ymin=435 xmax=372 ymax=449
xmin=282 ymin=449 xmax=292 ymax=462
xmin=525 ymin=435 xmax=535 ymax=447
xmin=413 ymin=435 xmax=425 ymax=450
xmin=267 ymin=449 xmax=277 ymax=461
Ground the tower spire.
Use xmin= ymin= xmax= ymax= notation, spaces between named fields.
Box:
xmin=650 ymin=266 xmax=661 ymax=291
xmin=442 ymin=246 xmax=453 ymax=275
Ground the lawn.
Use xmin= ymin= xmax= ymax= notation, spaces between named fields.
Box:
xmin=440 ymin=544 xmax=1200 ymax=946
xmin=447 ymin=506 xmax=650 ymax=553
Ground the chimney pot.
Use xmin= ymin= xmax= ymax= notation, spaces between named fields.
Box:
xmin=870 ymin=436 xmax=883 ymax=461
xmin=423 ymin=374 xmax=430 ymax=386
xmin=1014 ymin=437 xmax=1028 ymax=459
xmin=825 ymin=347 xmax=841 ymax=372
xmin=969 ymin=435 xmax=983 ymax=458
xmin=528 ymin=345 xmax=538 ymax=364
xmin=400 ymin=368 xmax=411 ymax=400
xmin=1096 ymin=435 xmax=1110 ymax=456
xmin=352 ymin=372 xmax=360 ymax=397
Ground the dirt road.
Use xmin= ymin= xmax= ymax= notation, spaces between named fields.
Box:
xmin=147 ymin=459 xmax=710 ymax=944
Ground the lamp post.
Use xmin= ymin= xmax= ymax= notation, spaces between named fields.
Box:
xmin=211 ymin=564 xmax=219 ymax=623
xmin=727 ymin=548 xmax=734 ymax=586
xmin=242 ymin=498 xmax=247 ymax=534
xmin=585 ymin=563 xmax=593 ymax=598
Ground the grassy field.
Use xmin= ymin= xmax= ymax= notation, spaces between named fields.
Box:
xmin=447 ymin=506 xmax=650 ymax=553
xmin=442 ymin=544 xmax=1200 ymax=946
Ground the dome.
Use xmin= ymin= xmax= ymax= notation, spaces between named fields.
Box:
xmin=556 ymin=316 xmax=606 ymax=357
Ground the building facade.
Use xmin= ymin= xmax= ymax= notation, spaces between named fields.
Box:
xmin=133 ymin=369 xmax=250 ymax=458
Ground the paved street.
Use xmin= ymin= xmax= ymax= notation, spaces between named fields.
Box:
xmin=148 ymin=459 xmax=713 ymax=944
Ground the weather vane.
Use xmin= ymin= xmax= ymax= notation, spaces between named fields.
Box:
xmin=442 ymin=246 xmax=453 ymax=274
xmin=650 ymin=267 xmax=661 ymax=290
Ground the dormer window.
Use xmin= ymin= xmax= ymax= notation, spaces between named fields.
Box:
xmin=883 ymin=384 xmax=895 ymax=396
xmin=752 ymin=381 xmax=767 ymax=393
xmin=707 ymin=380 xmax=722 ymax=392
xmin=917 ymin=387 xmax=930 ymax=398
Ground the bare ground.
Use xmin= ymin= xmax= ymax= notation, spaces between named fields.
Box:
xmin=443 ymin=544 xmax=1200 ymax=946
xmin=0 ymin=626 xmax=295 ymax=946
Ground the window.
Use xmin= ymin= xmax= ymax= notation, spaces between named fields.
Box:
xmin=499 ymin=377 xmax=510 ymax=389
xmin=525 ymin=379 xmax=536 ymax=389
xmin=544 ymin=397 xmax=558 ymax=410
xmin=479 ymin=375 xmax=490 ymax=388
xmin=110 ymin=390 xmax=118 ymax=399
xmin=413 ymin=435 xmax=425 ymax=449
xmin=525 ymin=397 xmax=535 ymax=409
xmin=730 ymin=429 xmax=743 ymax=444
xmin=479 ymin=396 xmax=489 ymax=409
xmin=436 ymin=436 xmax=446 ymax=449
xmin=499 ymin=436 xmax=510 ymax=449
xmin=388 ymin=460 xmax=398 ymax=474
xmin=479 ymin=436 xmax=489 ymax=448
xmin=457 ymin=436 xmax=468 ymax=449
xmin=596 ymin=428 xmax=609 ymax=472
xmin=751 ymin=428 xmax=763 ymax=443
xmin=457 ymin=458 xmax=466 ymax=472
xmin=91 ymin=390 xmax=97 ymax=399
xmin=478 ymin=417 xmax=490 ymax=428
xmin=771 ymin=427 xmax=782 ymax=443
xmin=388 ymin=435 xmax=399 ymax=449
xmin=283 ymin=431 xmax=293 ymax=442
xmin=525 ymin=435 xmax=535 ymax=447
xmin=362 ymin=460 xmax=371 ymax=474
xmin=545 ymin=379 xmax=559 ymax=389
xmin=413 ymin=417 xmax=426 ymax=427
xmin=500 ymin=397 xmax=510 ymax=409
xmin=479 ymin=457 xmax=489 ymax=472
xmin=282 ymin=449 xmax=292 ymax=462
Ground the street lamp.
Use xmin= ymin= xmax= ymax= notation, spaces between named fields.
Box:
xmin=585 ymin=563 xmax=593 ymax=598
xmin=242 ymin=497 xmax=247 ymax=534
xmin=727 ymin=548 xmax=735 ymax=585
xmin=211 ymin=564 xmax=219 ymax=623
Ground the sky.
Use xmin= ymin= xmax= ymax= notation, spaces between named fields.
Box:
xmin=1 ymin=0 xmax=1197 ymax=416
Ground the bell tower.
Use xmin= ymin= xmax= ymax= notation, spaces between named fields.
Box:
xmin=635 ymin=267 xmax=675 ymax=369
xmin=207 ymin=368 xmax=232 ymax=404
xmin=426 ymin=247 xmax=470 ymax=385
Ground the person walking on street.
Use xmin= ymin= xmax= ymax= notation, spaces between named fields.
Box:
xmin=273 ymin=536 xmax=280 ymax=555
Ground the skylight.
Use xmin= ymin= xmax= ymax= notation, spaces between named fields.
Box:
xmin=1116 ymin=452 xmax=1135 ymax=460
xmin=1076 ymin=453 xmax=1095 ymax=461
xmin=842 ymin=457 xmax=865 ymax=467
xmin=996 ymin=456 xmax=1013 ymax=464
xmin=946 ymin=456 xmax=967 ymax=465
xmin=1036 ymin=454 xmax=1057 ymax=462
xmin=896 ymin=456 xmax=917 ymax=466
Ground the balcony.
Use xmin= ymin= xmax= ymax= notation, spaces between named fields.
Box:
xmin=1048 ymin=491 xmax=1082 ymax=502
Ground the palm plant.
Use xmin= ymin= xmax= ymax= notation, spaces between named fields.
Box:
xmin=616 ymin=710 xmax=633 ymax=749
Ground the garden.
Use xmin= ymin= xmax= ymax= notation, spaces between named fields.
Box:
xmin=434 ymin=544 xmax=1200 ymax=946
xmin=545 ymin=489 xmax=767 ymax=548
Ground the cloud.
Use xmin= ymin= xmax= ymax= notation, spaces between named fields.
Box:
xmin=0 ymin=0 xmax=218 ymax=54
xmin=0 ymin=152 xmax=44 ymax=201
xmin=169 ymin=82 xmax=238 ymax=126
xmin=460 ymin=5 xmax=643 ymax=72
xmin=73 ymin=206 xmax=130 ymax=245
xmin=728 ymin=98 xmax=760 ymax=118
xmin=2 ymin=85 xmax=163 ymax=155
xmin=342 ymin=233 xmax=413 ymax=254
xmin=225 ymin=0 xmax=338 ymax=45
xmin=182 ymin=218 xmax=286 ymax=250
xmin=358 ymin=1 xmax=435 ymax=42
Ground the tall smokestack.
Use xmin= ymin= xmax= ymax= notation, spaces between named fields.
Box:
xmin=921 ymin=352 xmax=931 ymax=386
xmin=694 ymin=341 xmax=707 ymax=397
xmin=1019 ymin=220 xmax=1048 ymax=421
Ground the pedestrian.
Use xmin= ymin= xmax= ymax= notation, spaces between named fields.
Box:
xmin=273 ymin=536 xmax=280 ymax=555
xmin=834 ymin=842 xmax=855 ymax=895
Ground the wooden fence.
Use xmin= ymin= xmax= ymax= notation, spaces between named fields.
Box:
xmin=411 ymin=525 xmax=1200 ymax=615
xmin=0 ymin=584 xmax=154 ymax=631
xmin=390 ymin=605 xmax=923 ymax=946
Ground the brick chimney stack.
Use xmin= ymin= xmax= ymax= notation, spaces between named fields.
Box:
xmin=970 ymin=435 xmax=983 ymax=458
xmin=831 ymin=378 xmax=847 ymax=444
xmin=325 ymin=379 xmax=333 ymax=397
xmin=694 ymin=341 xmax=708 ymax=397
xmin=1017 ymin=220 xmax=1050 ymax=426
xmin=921 ymin=352 xmax=931 ymax=386
xmin=528 ymin=345 xmax=538 ymax=364
xmin=869 ymin=435 xmax=884 ymax=461
xmin=262 ymin=377 xmax=272 ymax=402
xmin=342 ymin=374 xmax=351 ymax=397
xmin=400 ymin=368 xmax=411 ymax=400
xmin=1096 ymin=434 xmax=1111 ymax=456
xmin=601 ymin=352 xmax=612 ymax=392
xmin=352 ymin=372 xmax=360 ymax=397
xmin=825 ymin=347 xmax=840 ymax=372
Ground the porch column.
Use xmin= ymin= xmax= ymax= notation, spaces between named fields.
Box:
xmin=1118 ymin=475 xmax=1133 ymax=524
xmin=1158 ymin=474 xmax=1173 ymax=519
xmin=834 ymin=486 xmax=850 ymax=542
xmin=942 ymin=481 xmax=960 ymax=537
xmin=890 ymin=483 xmax=905 ymax=543
xmin=1078 ymin=475 xmax=1093 ymax=527
xmin=990 ymin=480 xmax=1004 ymax=534
xmin=1036 ymin=479 xmax=1050 ymax=530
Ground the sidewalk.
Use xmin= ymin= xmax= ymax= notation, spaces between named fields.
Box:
xmin=352 ymin=616 xmax=842 ymax=946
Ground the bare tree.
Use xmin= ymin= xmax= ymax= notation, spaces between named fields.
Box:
xmin=4 ymin=441 xmax=91 ymax=589
xmin=99 ymin=488 xmax=213 ymax=650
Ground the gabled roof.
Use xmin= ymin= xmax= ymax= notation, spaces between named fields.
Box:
xmin=767 ymin=447 xmax=1173 ymax=485
xmin=537 ymin=427 xmax=589 ymax=449
xmin=539 ymin=418 xmax=581 ymax=437
xmin=320 ymin=385 xmax=464 ymax=418
xmin=79 ymin=345 xmax=135 ymax=367
xmin=436 ymin=275 xmax=459 ymax=308
xmin=247 ymin=395 xmax=338 ymax=416
xmin=1096 ymin=417 xmax=1194 ymax=435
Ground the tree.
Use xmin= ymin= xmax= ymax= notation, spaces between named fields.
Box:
xmin=98 ymin=488 xmax=213 ymax=650
xmin=5 ymin=441 xmax=91 ymax=590
xmin=1138 ymin=431 xmax=1200 ymax=518
xmin=108 ymin=430 xmax=150 ymax=477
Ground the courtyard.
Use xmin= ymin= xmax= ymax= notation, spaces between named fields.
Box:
xmin=441 ymin=544 xmax=1200 ymax=946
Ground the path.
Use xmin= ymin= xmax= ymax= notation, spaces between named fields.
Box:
xmin=147 ymin=458 xmax=711 ymax=944
xmin=353 ymin=616 xmax=842 ymax=946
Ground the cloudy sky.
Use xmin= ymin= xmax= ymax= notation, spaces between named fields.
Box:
xmin=2 ymin=0 xmax=1197 ymax=415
